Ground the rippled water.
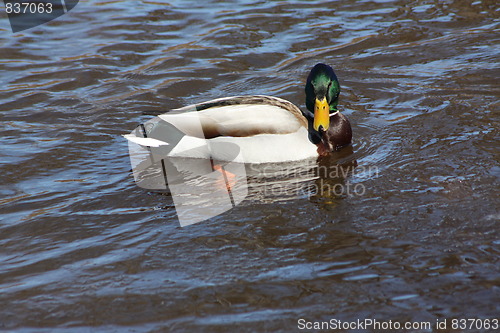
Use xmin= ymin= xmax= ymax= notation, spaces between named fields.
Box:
xmin=1 ymin=0 xmax=499 ymax=331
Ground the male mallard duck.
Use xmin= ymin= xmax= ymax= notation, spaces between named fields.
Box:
xmin=124 ymin=63 xmax=352 ymax=164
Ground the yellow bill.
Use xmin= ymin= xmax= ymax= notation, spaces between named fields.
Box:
xmin=313 ymin=97 xmax=329 ymax=131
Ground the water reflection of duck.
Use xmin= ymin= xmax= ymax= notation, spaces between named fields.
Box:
xmin=124 ymin=63 xmax=352 ymax=163
xmin=244 ymin=152 xmax=358 ymax=204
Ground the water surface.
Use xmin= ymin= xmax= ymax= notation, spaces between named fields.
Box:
xmin=0 ymin=0 xmax=499 ymax=331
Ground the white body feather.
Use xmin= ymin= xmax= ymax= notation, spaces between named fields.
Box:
xmin=168 ymin=127 xmax=317 ymax=163
xmin=125 ymin=97 xmax=319 ymax=164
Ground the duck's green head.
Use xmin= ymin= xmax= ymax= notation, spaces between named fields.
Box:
xmin=305 ymin=63 xmax=340 ymax=132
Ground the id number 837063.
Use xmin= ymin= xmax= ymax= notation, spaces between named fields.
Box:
xmin=6 ymin=1 xmax=53 ymax=14
xmin=451 ymin=318 xmax=498 ymax=330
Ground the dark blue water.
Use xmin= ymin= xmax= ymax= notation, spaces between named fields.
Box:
xmin=0 ymin=0 xmax=498 ymax=331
